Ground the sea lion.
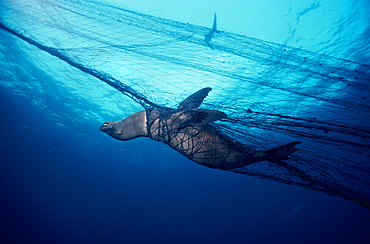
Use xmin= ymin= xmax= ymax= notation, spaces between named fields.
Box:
xmin=100 ymin=87 xmax=301 ymax=170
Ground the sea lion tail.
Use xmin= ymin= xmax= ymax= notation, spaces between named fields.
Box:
xmin=253 ymin=141 xmax=301 ymax=162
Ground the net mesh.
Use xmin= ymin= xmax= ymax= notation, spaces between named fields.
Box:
xmin=1 ymin=0 xmax=369 ymax=209
xmin=145 ymin=107 xmax=259 ymax=170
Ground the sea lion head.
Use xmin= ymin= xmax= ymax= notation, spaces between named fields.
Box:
xmin=100 ymin=111 xmax=147 ymax=141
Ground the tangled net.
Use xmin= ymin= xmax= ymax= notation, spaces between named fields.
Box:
xmin=1 ymin=0 xmax=369 ymax=209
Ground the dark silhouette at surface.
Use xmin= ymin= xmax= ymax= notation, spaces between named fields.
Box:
xmin=204 ymin=13 xmax=219 ymax=49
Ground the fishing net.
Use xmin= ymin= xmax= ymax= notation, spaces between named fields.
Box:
xmin=1 ymin=0 xmax=369 ymax=209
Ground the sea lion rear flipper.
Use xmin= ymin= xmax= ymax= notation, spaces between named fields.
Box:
xmin=172 ymin=109 xmax=227 ymax=129
xmin=178 ymin=87 xmax=212 ymax=110
xmin=253 ymin=141 xmax=301 ymax=162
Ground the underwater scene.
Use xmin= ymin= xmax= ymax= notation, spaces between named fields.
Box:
xmin=1 ymin=0 xmax=369 ymax=243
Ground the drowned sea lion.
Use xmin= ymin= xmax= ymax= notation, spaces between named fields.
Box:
xmin=100 ymin=87 xmax=301 ymax=170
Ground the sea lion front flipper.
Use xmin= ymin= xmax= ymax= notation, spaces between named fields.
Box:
xmin=194 ymin=109 xmax=227 ymax=126
xmin=172 ymin=109 xmax=227 ymax=129
xmin=178 ymin=87 xmax=212 ymax=110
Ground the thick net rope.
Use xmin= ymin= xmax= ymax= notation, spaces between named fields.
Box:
xmin=1 ymin=0 xmax=369 ymax=209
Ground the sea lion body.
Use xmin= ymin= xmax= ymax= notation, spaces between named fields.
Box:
xmin=145 ymin=109 xmax=258 ymax=169
xmin=100 ymin=88 xmax=300 ymax=170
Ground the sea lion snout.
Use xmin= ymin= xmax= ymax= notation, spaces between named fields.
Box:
xmin=100 ymin=111 xmax=148 ymax=141
xmin=100 ymin=122 xmax=113 ymax=133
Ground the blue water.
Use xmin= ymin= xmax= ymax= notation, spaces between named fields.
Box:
xmin=1 ymin=0 xmax=370 ymax=243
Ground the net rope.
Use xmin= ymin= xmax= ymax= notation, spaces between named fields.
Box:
xmin=1 ymin=0 xmax=369 ymax=209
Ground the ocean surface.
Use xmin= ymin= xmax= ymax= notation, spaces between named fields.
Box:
xmin=1 ymin=0 xmax=370 ymax=243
